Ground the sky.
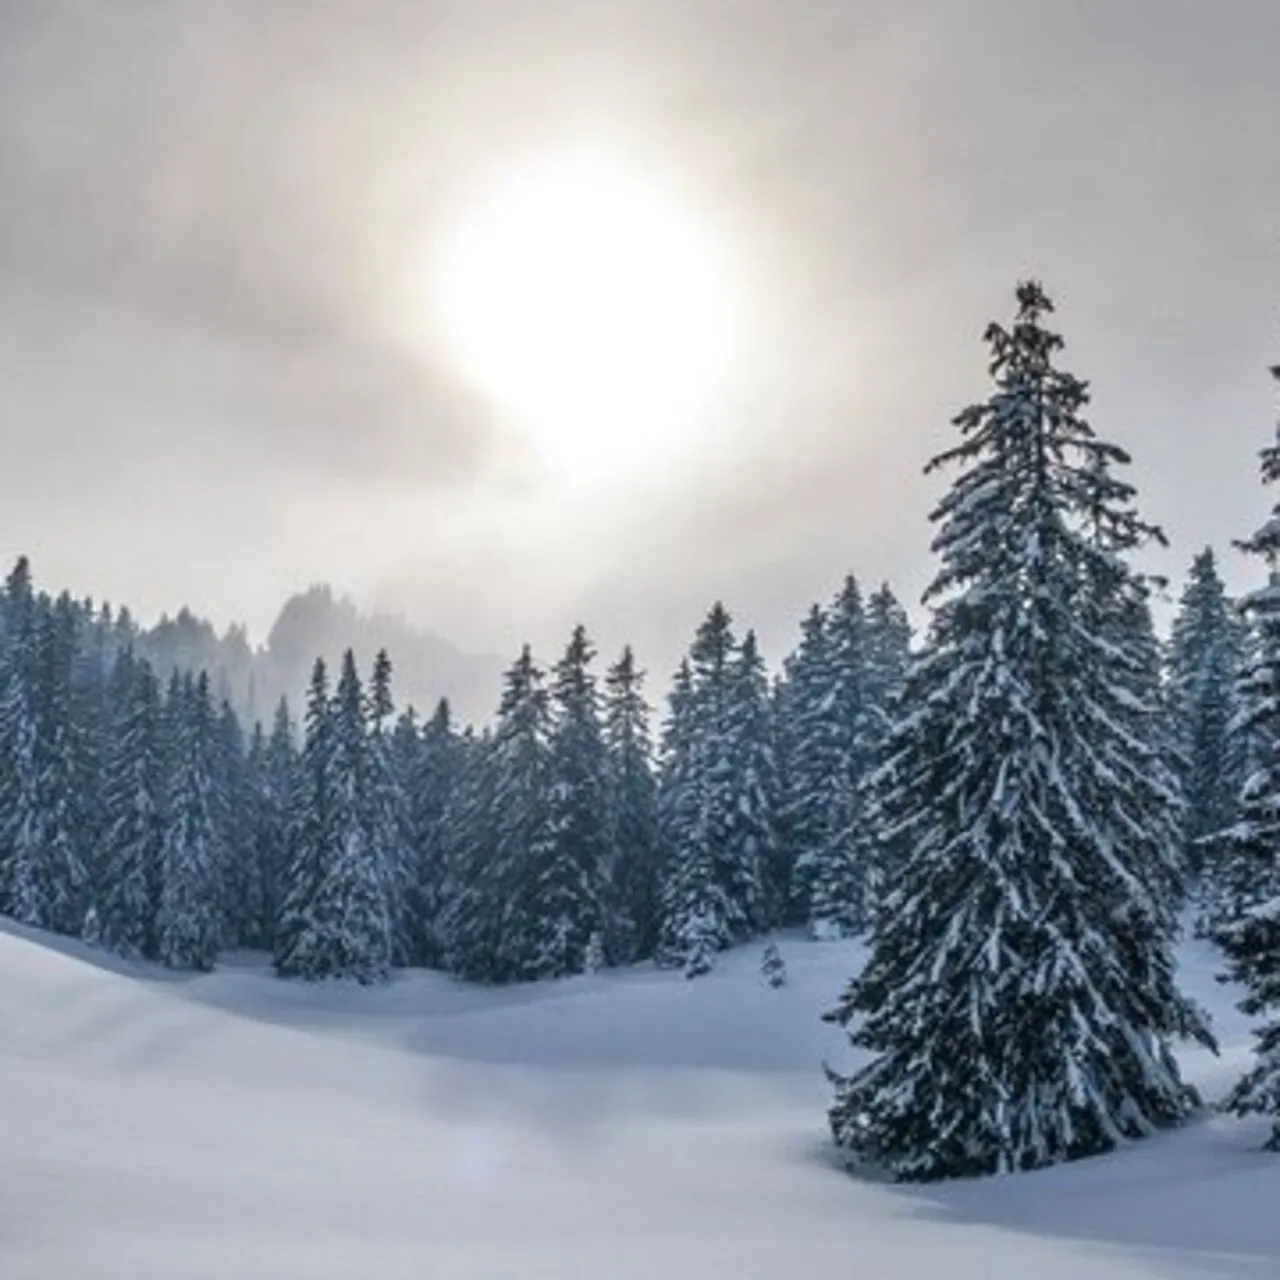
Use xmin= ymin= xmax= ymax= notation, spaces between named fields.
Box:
xmin=1 ymin=0 xmax=1278 ymax=675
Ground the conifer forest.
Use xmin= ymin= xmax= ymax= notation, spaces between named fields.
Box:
xmin=6 ymin=281 xmax=1280 ymax=1192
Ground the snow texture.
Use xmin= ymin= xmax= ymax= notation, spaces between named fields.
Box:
xmin=1 ymin=920 xmax=1277 ymax=1279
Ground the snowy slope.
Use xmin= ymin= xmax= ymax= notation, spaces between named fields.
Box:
xmin=1 ymin=923 xmax=1278 ymax=1280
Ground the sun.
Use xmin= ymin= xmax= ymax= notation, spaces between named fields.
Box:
xmin=432 ymin=149 xmax=736 ymax=483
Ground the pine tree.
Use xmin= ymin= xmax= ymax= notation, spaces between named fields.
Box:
xmin=253 ymin=699 xmax=298 ymax=950
xmin=1168 ymin=549 xmax=1248 ymax=923
xmin=0 ymin=558 xmax=43 ymax=918
xmin=157 ymin=672 xmax=225 ymax=970
xmin=274 ymin=661 xmax=333 ymax=974
xmin=278 ymin=652 xmax=392 ymax=983
xmin=657 ymin=614 xmax=736 ymax=971
xmin=213 ymin=697 xmax=251 ymax=946
xmin=807 ymin=579 xmax=875 ymax=936
xmin=444 ymin=647 xmax=551 ymax=982
xmin=368 ymin=649 xmax=413 ymax=966
xmin=723 ymin=629 xmax=778 ymax=930
xmin=97 ymin=651 xmax=165 ymax=958
xmin=438 ymin=724 xmax=500 ymax=978
xmin=1218 ymin=363 xmax=1280 ymax=1147
xmin=535 ymin=625 xmax=611 ymax=977
xmin=602 ymin=646 xmax=661 ymax=962
xmin=7 ymin=592 xmax=89 ymax=935
xmin=775 ymin=604 xmax=837 ymax=926
xmin=826 ymin=281 xmax=1212 ymax=1182
xmin=406 ymin=699 xmax=460 ymax=967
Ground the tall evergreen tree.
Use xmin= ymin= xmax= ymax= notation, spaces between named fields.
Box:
xmin=723 ymin=629 xmax=779 ymax=929
xmin=826 ymin=282 xmax=1212 ymax=1181
xmin=444 ymin=647 xmax=552 ymax=982
xmin=368 ymin=649 xmax=413 ymax=966
xmin=535 ymin=625 xmax=611 ymax=977
xmin=1217 ymin=363 xmax=1280 ymax=1147
xmin=0 ymin=557 xmax=42 ymax=917
xmin=97 ymin=652 xmax=165 ymax=958
xmin=7 ymin=592 xmax=89 ymax=935
xmin=157 ymin=672 xmax=225 ymax=970
xmin=277 ymin=652 xmax=392 ymax=983
xmin=602 ymin=646 xmax=661 ymax=962
xmin=657 ymin=605 xmax=771 ymax=971
xmin=776 ymin=604 xmax=837 ymax=925
xmin=405 ymin=699 xmax=460 ymax=966
xmin=274 ymin=660 xmax=334 ymax=974
xmin=1168 ymin=549 xmax=1248 ymax=920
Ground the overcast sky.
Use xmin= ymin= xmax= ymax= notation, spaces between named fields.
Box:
xmin=1 ymin=0 xmax=1278 ymax=674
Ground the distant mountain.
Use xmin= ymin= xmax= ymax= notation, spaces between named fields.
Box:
xmin=138 ymin=586 xmax=504 ymax=729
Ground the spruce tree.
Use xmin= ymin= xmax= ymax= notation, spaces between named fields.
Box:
xmin=1168 ymin=549 xmax=1248 ymax=923
xmin=438 ymin=724 xmax=501 ymax=979
xmin=7 ymin=591 xmax=89 ymax=935
xmin=656 ymin=658 xmax=723 ymax=968
xmin=368 ymin=649 xmax=413 ymax=966
xmin=275 ymin=660 xmax=334 ymax=975
xmin=254 ymin=698 xmax=299 ymax=950
xmin=97 ymin=652 xmax=165 ymax=958
xmin=407 ymin=699 xmax=460 ymax=967
xmin=826 ymin=281 xmax=1212 ymax=1181
xmin=723 ymin=629 xmax=778 ymax=930
xmin=536 ymin=625 xmax=611 ymax=977
xmin=807 ymin=579 xmax=875 ymax=936
xmin=157 ymin=672 xmax=225 ymax=970
xmin=602 ymin=646 xmax=661 ymax=962
xmin=776 ymin=604 xmax=837 ymax=926
xmin=278 ymin=652 xmax=392 ymax=983
xmin=444 ymin=647 xmax=551 ymax=982
xmin=1218 ymin=364 xmax=1280 ymax=1147
xmin=0 ymin=557 xmax=43 ymax=918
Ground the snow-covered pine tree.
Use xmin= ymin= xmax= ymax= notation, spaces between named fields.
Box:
xmin=438 ymin=723 xmax=500 ymax=979
xmin=489 ymin=646 xmax=557 ymax=982
xmin=284 ymin=651 xmax=393 ymax=983
xmin=368 ymin=648 xmax=413 ymax=967
xmin=445 ymin=647 xmax=552 ymax=982
xmin=213 ymin=696 xmax=251 ymax=946
xmin=9 ymin=592 xmax=90 ymax=935
xmin=97 ymin=651 xmax=165 ymax=958
xmin=1168 ymin=550 xmax=1249 ymax=926
xmin=535 ymin=625 xmax=611 ymax=977
xmin=657 ymin=616 xmax=736 ymax=972
xmin=156 ymin=672 xmax=225 ymax=970
xmin=252 ymin=698 xmax=298 ymax=950
xmin=826 ymin=281 xmax=1212 ymax=1182
xmin=69 ymin=596 xmax=112 ymax=922
xmin=723 ymin=629 xmax=778 ymax=931
xmin=602 ymin=646 xmax=661 ymax=962
xmin=1217 ymin=364 xmax=1280 ymax=1148
xmin=0 ymin=557 xmax=43 ymax=918
xmin=406 ymin=698 xmax=460 ymax=967
xmin=803 ymin=578 xmax=875 ymax=937
xmin=274 ymin=660 xmax=333 ymax=975
xmin=857 ymin=582 xmax=914 ymax=915
xmin=775 ymin=604 xmax=837 ymax=927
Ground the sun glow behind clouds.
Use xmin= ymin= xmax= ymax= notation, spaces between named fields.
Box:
xmin=433 ymin=149 xmax=737 ymax=484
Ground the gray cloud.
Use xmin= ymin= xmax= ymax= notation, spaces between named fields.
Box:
xmin=0 ymin=0 xmax=1278 ymax=680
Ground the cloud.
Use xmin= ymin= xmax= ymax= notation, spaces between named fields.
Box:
xmin=0 ymin=0 xmax=1277 ymax=672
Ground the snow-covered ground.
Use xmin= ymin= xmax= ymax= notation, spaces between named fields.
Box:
xmin=2 ymin=922 xmax=1278 ymax=1280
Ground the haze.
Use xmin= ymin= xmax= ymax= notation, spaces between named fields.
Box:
xmin=2 ymin=0 xmax=1277 ymax=680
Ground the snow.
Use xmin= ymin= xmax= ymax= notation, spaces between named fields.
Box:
xmin=2 ymin=923 xmax=1279 ymax=1279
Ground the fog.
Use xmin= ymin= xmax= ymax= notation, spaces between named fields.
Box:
xmin=2 ymin=0 xmax=1278 ymax=682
